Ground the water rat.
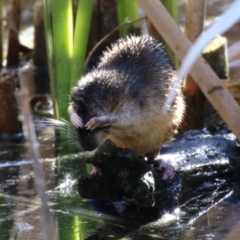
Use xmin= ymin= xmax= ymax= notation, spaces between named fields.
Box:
xmin=68 ymin=35 xmax=185 ymax=179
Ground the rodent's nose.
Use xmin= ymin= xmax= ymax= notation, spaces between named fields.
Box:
xmin=76 ymin=128 xmax=98 ymax=151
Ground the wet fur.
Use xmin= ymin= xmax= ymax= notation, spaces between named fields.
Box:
xmin=70 ymin=35 xmax=185 ymax=155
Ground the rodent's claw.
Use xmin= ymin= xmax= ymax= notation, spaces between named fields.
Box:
xmin=86 ymin=115 xmax=111 ymax=130
xmin=157 ymin=159 xmax=175 ymax=180
xmin=85 ymin=117 xmax=101 ymax=130
xmin=70 ymin=112 xmax=83 ymax=128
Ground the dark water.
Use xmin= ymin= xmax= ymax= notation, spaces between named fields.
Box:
xmin=0 ymin=124 xmax=240 ymax=240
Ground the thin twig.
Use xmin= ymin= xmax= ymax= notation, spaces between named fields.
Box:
xmin=84 ymin=16 xmax=146 ymax=70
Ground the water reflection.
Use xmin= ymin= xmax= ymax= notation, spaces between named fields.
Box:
xmin=185 ymin=195 xmax=240 ymax=240
xmin=0 ymin=125 xmax=240 ymax=239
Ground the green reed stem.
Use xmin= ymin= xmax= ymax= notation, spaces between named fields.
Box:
xmin=117 ymin=0 xmax=139 ymax=38
xmin=71 ymin=0 xmax=94 ymax=89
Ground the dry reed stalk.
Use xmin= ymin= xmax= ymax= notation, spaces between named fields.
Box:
xmin=137 ymin=0 xmax=240 ymax=141
xmin=15 ymin=65 xmax=58 ymax=240
xmin=181 ymin=0 xmax=206 ymax=131
xmin=184 ymin=0 xmax=206 ymax=95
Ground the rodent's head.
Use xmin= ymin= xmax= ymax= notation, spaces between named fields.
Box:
xmin=70 ymin=79 xmax=109 ymax=151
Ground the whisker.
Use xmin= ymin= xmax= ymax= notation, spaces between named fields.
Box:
xmin=33 ymin=117 xmax=82 ymax=149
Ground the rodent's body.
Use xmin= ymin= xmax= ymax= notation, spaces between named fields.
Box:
xmin=69 ymin=35 xmax=185 ymax=158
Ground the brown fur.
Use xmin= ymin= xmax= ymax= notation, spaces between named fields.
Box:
xmin=70 ymin=35 xmax=185 ymax=155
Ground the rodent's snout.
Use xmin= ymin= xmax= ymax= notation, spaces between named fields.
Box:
xmin=76 ymin=127 xmax=98 ymax=151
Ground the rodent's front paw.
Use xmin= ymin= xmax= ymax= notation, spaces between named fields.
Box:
xmin=71 ymin=112 xmax=83 ymax=128
xmin=86 ymin=115 xmax=112 ymax=130
xmin=85 ymin=117 xmax=101 ymax=130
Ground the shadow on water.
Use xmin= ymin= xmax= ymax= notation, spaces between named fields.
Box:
xmin=0 ymin=120 xmax=240 ymax=240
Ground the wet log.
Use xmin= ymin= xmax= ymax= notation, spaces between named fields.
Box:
xmin=33 ymin=1 xmax=48 ymax=68
xmin=180 ymin=35 xmax=229 ymax=132
xmin=33 ymin=1 xmax=50 ymax=95
xmin=78 ymin=128 xmax=240 ymax=210
xmin=202 ymin=36 xmax=230 ymax=127
xmin=0 ymin=72 xmax=21 ymax=134
xmin=203 ymin=35 xmax=229 ymax=80
xmin=79 ymin=140 xmax=179 ymax=209
xmin=6 ymin=0 xmax=21 ymax=68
